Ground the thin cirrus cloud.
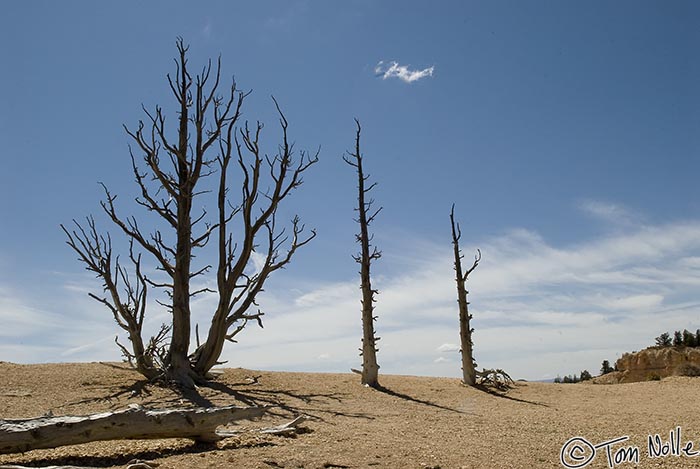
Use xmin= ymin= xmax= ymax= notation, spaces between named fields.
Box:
xmin=299 ymin=213 xmax=697 ymax=374
xmin=577 ymin=199 xmax=641 ymax=226
xmin=374 ymin=60 xmax=435 ymax=83
xmin=219 ymin=210 xmax=700 ymax=380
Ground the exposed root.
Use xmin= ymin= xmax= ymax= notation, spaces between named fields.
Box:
xmin=476 ymin=368 xmax=515 ymax=391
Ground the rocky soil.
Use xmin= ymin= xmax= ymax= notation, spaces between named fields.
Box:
xmin=1 ymin=362 xmax=699 ymax=468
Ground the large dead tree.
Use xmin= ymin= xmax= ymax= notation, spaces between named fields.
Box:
xmin=61 ymin=38 xmax=317 ymax=387
xmin=450 ymin=204 xmax=481 ymax=386
xmin=343 ymin=119 xmax=381 ymax=388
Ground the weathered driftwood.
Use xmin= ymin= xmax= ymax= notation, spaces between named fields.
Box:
xmin=0 ymin=466 xmax=99 ymax=469
xmin=260 ymin=415 xmax=308 ymax=435
xmin=0 ymin=405 xmax=265 ymax=455
xmin=0 ymin=466 xmax=101 ymax=469
xmin=0 ymin=461 xmax=157 ymax=469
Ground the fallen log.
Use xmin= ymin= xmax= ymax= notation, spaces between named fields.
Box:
xmin=0 ymin=461 xmax=157 ymax=469
xmin=0 ymin=404 xmax=265 ymax=455
xmin=0 ymin=466 xmax=101 ymax=469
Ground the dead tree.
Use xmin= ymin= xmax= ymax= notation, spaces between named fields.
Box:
xmin=450 ymin=204 xmax=481 ymax=386
xmin=343 ymin=119 xmax=381 ymax=388
xmin=0 ymin=405 xmax=265 ymax=454
xmin=61 ymin=38 xmax=317 ymax=387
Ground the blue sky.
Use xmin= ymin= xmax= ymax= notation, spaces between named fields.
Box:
xmin=1 ymin=1 xmax=699 ymax=380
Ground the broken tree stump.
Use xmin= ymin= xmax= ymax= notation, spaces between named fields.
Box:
xmin=0 ymin=404 xmax=265 ymax=454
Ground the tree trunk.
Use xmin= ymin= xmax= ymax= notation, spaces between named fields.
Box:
xmin=167 ymin=48 xmax=195 ymax=384
xmin=450 ymin=205 xmax=480 ymax=386
xmin=358 ymin=170 xmax=379 ymax=387
xmin=360 ymin=271 xmax=380 ymax=387
xmin=0 ymin=405 xmax=265 ymax=455
xmin=344 ymin=120 xmax=381 ymax=388
xmin=192 ymin=308 xmax=228 ymax=375
xmin=456 ymin=279 xmax=475 ymax=385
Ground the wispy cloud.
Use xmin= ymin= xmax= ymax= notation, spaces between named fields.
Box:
xmin=264 ymin=0 xmax=309 ymax=33
xmin=374 ymin=61 xmax=435 ymax=83
xmin=202 ymin=19 xmax=213 ymax=39
xmin=578 ymin=199 xmax=641 ymax=226
xmin=226 ymin=218 xmax=700 ymax=380
xmin=0 ymin=283 xmax=118 ymax=363
xmin=4 ymin=214 xmax=700 ymax=381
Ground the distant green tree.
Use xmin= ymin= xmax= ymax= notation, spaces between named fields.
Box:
xmin=683 ymin=329 xmax=696 ymax=347
xmin=562 ymin=375 xmax=571 ymax=384
xmin=674 ymin=330 xmax=684 ymax=347
xmin=601 ymin=360 xmax=614 ymax=375
xmin=580 ymin=370 xmax=592 ymax=381
xmin=554 ymin=376 xmax=562 ymax=384
xmin=655 ymin=332 xmax=672 ymax=347
xmin=696 ymin=329 xmax=700 ymax=347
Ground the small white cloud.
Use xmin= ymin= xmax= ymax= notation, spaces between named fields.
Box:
xmin=434 ymin=356 xmax=450 ymax=363
xmin=375 ymin=61 xmax=434 ymax=83
xmin=317 ymin=353 xmax=331 ymax=360
xmin=437 ymin=343 xmax=460 ymax=353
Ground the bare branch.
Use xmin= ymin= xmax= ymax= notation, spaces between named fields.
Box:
xmin=99 ymin=184 xmax=175 ymax=277
xmin=464 ymin=248 xmax=481 ymax=279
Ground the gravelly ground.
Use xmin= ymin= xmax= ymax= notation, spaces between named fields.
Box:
xmin=0 ymin=362 xmax=698 ymax=468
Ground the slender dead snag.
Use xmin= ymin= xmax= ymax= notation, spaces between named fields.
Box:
xmin=343 ymin=119 xmax=382 ymax=388
xmin=62 ymin=38 xmax=317 ymax=387
xmin=450 ymin=204 xmax=481 ymax=386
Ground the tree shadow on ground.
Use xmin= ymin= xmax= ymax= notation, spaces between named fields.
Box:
xmin=196 ymin=379 xmax=375 ymax=422
xmin=374 ymin=385 xmax=467 ymax=415
xmin=60 ymin=369 xmax=375 ymax=423
xmin=58 ymin=379 xmax=156 ymax=411
xmin=372 ymin=382 xmax=548 ymax=411
xmin=474 ymin=384 xmax=550 ymax=407
xmin=0 ymin=439 xmax=276 ymax=468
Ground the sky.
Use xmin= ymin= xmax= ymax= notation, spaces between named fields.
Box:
xmin=1 ymin=1 xmax=699 ymax=381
